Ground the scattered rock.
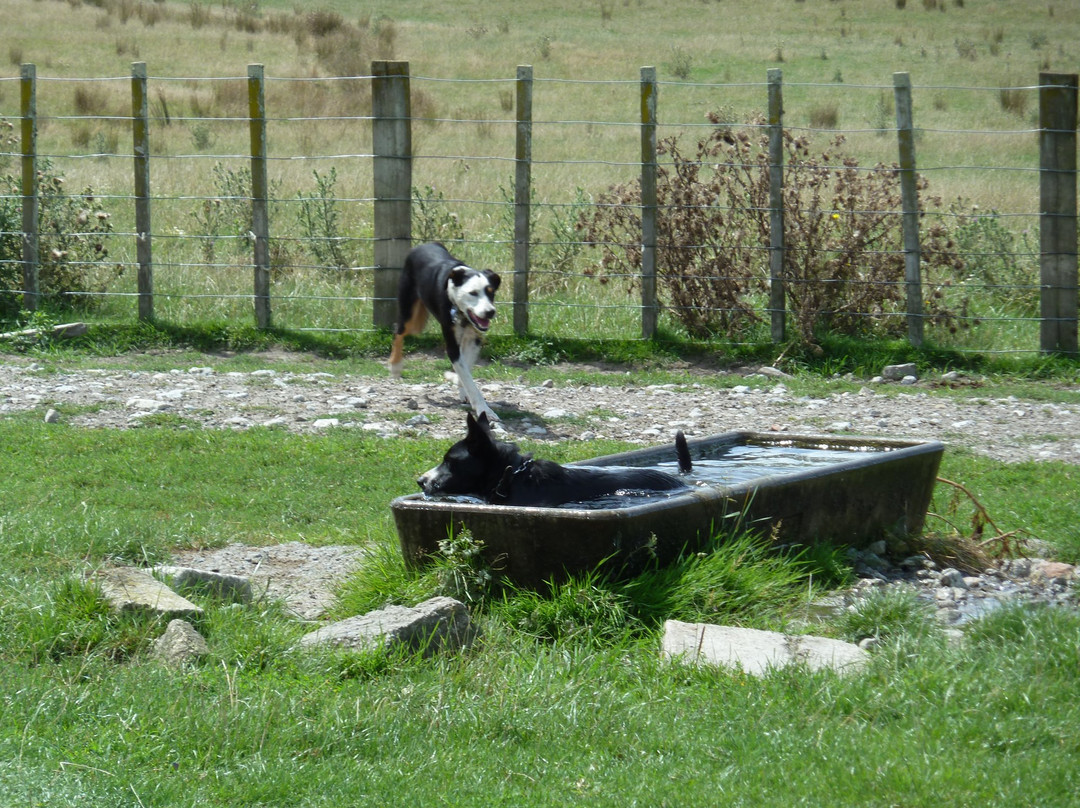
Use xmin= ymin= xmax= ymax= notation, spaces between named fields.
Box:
xmin=833 ymin=549 xmax=1078 ymax=629
xmin=94 ymin=566 xmax=202 ymax=617
xmin=298 ymin=596 xmax=477 ymax=656
xmin=0 ymin=322 xmax=87 ymax=340
xmin=125 ymin=397 xmax=170 ymax=412
xmin=153 ymin=565 xmax=253 ymax=603
xmin=152 ymin=619 xmax=209 ymax=667
xmin=662 ymin=620 xmax=869 ymax=676
xmin=882 ymin=363 xmax=917 ymax=381
xmin=756 ymin=366 xmax=793 ymax=379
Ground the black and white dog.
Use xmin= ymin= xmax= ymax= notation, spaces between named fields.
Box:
xmin=418 ymin=413 xmax=693 ymax=508
xmin=389 ymin=242 xmax=501 ymax=422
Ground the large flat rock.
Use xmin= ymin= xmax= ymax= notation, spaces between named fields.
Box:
xmin=298 ymin=596 xmax=476 ymax=656
xmin=94 ymin=566 xmax=202 ymax=617
xmin=662 ymin=620 xmax=868 ymax=676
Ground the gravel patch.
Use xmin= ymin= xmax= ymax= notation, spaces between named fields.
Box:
xmin=3 ymin=358 xmax=1079 ymax=465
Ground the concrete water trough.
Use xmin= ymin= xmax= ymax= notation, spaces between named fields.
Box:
xmin=391 ymin=430 xmax=945 ymax=587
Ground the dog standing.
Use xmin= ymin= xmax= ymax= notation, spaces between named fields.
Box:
xmin=389 ymin=242 xmax=501 ymax=422
xmin=418 ymin=413 xmax=693 ymax=508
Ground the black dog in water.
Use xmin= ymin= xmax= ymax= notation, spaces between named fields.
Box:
xmin=418 ymin=413 xmax=692 ymax=507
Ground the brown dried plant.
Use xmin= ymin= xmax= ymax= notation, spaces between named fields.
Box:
xmin=578 ymin=114 xmax=967 ymax=342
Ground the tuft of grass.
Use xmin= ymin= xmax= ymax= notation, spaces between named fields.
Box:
xmin=808 ymin=101 xmax=840 ymax=129
xmin=837 ymin=585 xmax=940 ymax=645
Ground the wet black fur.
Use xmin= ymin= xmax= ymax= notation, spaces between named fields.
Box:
xmin=418 ymin=413 xmax=692 ymax=508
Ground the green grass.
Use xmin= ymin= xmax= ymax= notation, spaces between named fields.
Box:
xmin=1 ymin=389 xmax=1079 ymax=805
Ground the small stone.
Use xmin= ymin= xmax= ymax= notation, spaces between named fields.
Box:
xmin=882 ymin=363 xmax=917 ymax=381
xmin=756 ymin=366 xmax=792 ymax=379
xmin=1033 ymin=560 xmax=1075 ymax=582
xmin=126 ymin=397 xmax=170 ymax=412
xmin=939 ymin=568 xmax=968 ymax=589
xmin=313 ymin=418 xmax=341 ymax=429
xmin=543 ymin=408 xmax=571 ymax=419
xmin=44 ymin=408 xmax=60 ymax=423
xmin=152 ymin=619 xmax=209 ymax=667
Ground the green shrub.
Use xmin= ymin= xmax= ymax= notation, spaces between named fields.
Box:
xmin=296 ymin=167 xmax=351 ymax=269
xmin=948 ymin=200 xmax=1038 ymax=316
xmin=411 ymin=184 xmax=465 ymax=246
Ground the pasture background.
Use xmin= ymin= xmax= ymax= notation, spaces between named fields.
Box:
xmin=1 ymin=0 xmax=1079 ymax=350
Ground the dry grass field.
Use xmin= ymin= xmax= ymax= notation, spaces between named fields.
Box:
xmin=1 ymin=0 xmax=1077 ymax=342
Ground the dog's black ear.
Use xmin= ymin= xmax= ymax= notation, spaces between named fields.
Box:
xmin=467 ymin=412 xmax=489 ymax=436
xmin=449 ymin=266 xmax=469 ymax=287
xmin=466 ymin=411 xmax=497 ymax=452
xmin=494 ymin=465 xmax=515 ymax=500
xmin=483 ymin=270 xmax=501 ymax=293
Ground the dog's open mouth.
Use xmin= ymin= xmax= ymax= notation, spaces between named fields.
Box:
xmin=467 ymin=310 xmax=492 ymax=332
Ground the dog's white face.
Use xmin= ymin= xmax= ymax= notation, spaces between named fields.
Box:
xmin=448 ymin=268 xmax=499 ymax=333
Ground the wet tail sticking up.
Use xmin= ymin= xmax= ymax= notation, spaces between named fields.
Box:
xmin=675 ymin=431 xmax=692 ymax=475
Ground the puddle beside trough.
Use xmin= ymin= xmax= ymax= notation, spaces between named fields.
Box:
xmin=392 ymin=431 xmax=945 ymax=587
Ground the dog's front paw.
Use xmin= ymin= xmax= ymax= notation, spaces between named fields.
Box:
xmin=389 ymin=361 xmax=403 ymax=379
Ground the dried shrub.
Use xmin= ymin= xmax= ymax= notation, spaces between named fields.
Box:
xmin=578 ymin=114 xmax=967 ymax=342
xmin=578 ymin=119 xmax=762 ymax=338
xmin=0 ymin=161 xmax=119 ymax=317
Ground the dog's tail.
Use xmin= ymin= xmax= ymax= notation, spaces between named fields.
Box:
xmin=675 ymin=430 xmax=692 ymax=474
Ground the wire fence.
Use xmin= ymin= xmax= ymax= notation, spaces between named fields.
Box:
xmin=0 ymin=62 xmax=1076 ymax=355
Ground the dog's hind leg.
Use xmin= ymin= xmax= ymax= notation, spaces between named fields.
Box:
xmin=389 ymin=300 xmax=428 ymax=379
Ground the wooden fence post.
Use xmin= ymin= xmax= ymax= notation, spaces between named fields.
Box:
xmin=372 ymin=60 xmax=412 ymax=329
xmin=893 ymin=72 xmax=924 ymax=347
xmin=640 ymin=66 xmax=658 ymax=340
xmin=513 ymin=65 xmax=533 ymax=335
xmin=248 ymin=64 xmax=271 ymax=330
xmin=20 ymin=63 xmax=38 ymax=311
xmin=767 ymin=68 xmax=786 ymax=343
xmin=1038 ymin=72 xmax=1079 ymax=356
xmin=131 ymin=62 xmax=153 ymax=322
